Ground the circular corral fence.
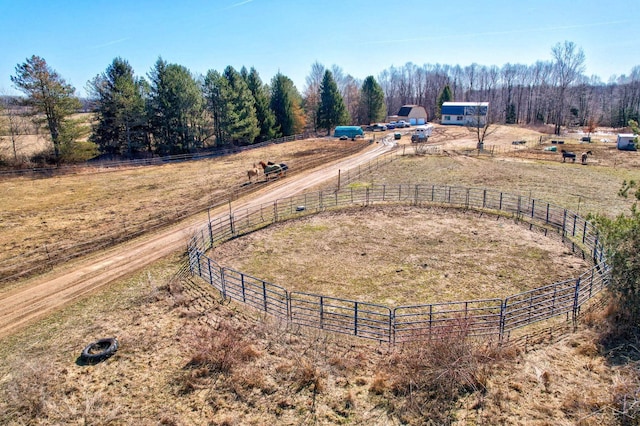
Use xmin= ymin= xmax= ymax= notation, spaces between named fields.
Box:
xmin=186 ymin=183 xmax=610 ymax=345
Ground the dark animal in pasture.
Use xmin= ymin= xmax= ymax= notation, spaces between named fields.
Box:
xmin=561 ymin=149 xmax=576 ymax=163
xmin=259 ymin=161 xmax=287 ymax=179
xmin=581 ymin=150 xmax=593 ymax=165
xmin=247 ymin=163 xmax=260 ymax=182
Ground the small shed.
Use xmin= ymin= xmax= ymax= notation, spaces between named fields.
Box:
xmin=441 ymin=102 xmax=489 ymax=126
xmin=395 ymin=105 xmax=428 ymax=125
xmin=617 ymin=133 xmax=637 ymax=151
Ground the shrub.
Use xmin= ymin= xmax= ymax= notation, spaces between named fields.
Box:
xmin=378 ymin=321 xmax=501 ymax=424
xmin=183 ymin=321 xmax=260 ymax=375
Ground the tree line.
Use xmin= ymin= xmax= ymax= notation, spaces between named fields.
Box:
xmin=2 ymin=40 xmax=639 ymax=164
xmin=379 ymin=41 xmax=640 ymax=134
xmin=2 ymin=56 xmax=386 ymax=164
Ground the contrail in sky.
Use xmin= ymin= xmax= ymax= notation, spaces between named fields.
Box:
xmin=90 ymin=38 xmax=131 ymax=49
xmin=225 ymin=0 xmax=254 ymax=10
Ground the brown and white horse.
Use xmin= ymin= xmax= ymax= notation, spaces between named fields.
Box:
xmin=247 ymin=163 xmax=260 ymax=182
xmin=581 ymin=150 xmax=593 ymax=165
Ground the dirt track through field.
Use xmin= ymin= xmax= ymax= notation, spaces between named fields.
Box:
xmin=0 ymin=141 xmax=394 ymax=339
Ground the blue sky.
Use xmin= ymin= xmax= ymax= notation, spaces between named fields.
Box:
xmin=1 ymin=0 xmax=638 ymax=97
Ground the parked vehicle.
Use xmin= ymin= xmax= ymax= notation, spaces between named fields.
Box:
xmin=333 ymin=126 xmax=364 ymax=139
xmin=386 ymin=122 xmax=396 ymax=130
xmin=411 ymin=124 xmax=434 ymax=143
xmin=366 ymin=123 xmax=387 ymax=132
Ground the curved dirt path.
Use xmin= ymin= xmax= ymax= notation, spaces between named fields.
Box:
xmin=0 ymin=141 xmax=394 ymax=339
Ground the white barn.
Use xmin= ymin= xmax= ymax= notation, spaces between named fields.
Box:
xmin=391 ymin=105 xmax=428 ymax=125
xmin=441 ymin=102 xmax=489 ymax=126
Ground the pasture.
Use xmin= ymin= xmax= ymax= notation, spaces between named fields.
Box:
xmin=0 ymin=137 xmax=364 ymax=284
xmin=1 ymin=124 xmax=639 ymax=425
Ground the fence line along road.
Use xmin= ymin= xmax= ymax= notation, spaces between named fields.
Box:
xmin=187 ymin=183 xmax=610 ymax=345
xmin=0 ymin=137 xmax=378 ymax=285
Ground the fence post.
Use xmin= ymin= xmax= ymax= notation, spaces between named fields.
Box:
xmin=241 ymin=273 xmax=246 ymax=302
xmin=263 ymin=281 xmax=268 ymax=312
xmin=320 ymin=296 xmax=324 ymax=329
xmin=390 ymin=309 xmax=395 ymax=345
xmin=499 ymin=299 xmax=506 ymax=344
xmin=483 ymin=189 xmax=487 ymax=209
xmin=354 ymin=302 xmax=359 ymax=336
xmin=208 ymin=209 xmax=213 ymax=249
xmin=221 ymin=268 xmax=227 ymax=299
xmin=545 ymin=203 xmax=550 ymax=224
xmin=531 ymin=199 xmax=535 ymax=218
xmin=208 ymin=258 xmax=213 ymax=287
xmin=274 ymin=200 xmax=278 ymax=223
xmin=572 ymin=277 xmax=581 ymax=330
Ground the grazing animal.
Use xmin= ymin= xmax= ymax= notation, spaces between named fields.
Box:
xmin=259 ymin=161 xmax=283 ymax=179
xmin=561 ymin=149 xmax=576 ymax=163
xmin=581 ymin=150 xmax=593 ymax=165
xmin=247 ymin=163 xmax=260 ymax=182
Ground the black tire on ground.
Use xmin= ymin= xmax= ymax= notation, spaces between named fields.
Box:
xmin=80 ymin=337 xmax=118 ymax=363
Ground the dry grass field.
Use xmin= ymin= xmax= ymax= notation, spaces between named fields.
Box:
xmin=0 ymin=137 xmax=366 ymax=283
xmin=1 ymin=124 xmax=640 ymax=425
xmin=211 ymin=206 xmax=588 ymax=306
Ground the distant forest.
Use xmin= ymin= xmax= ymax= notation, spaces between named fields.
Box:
xmin=1 ymin=41 xmax=639 ymax=163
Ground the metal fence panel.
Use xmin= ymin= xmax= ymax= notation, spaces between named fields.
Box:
xmin=394 ymin=299 xmax=503 ymax=343
xmin=503 ymin=279 xmax=577 ymax=331
xmin=221 ymin=268 xmax=289 ymax=318
xmin=289 ymin=292 xmax=392 ymax=342
xmin=186 ymin=183 xmax=610 ymax=344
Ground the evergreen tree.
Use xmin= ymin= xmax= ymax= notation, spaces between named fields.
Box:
xmin=505 ymin=103 xmax=517 ymax=124
xmin=317 ymin=70 xmax=349 ymax=135
xmin=11 ymin=55 xmax=82 ymax=163
xmin=222 ymin=66 xmax=259 ymax=144
xmin=147 ymin=58 xmax=205 ymax=155
xmin=436 ymin=84 xmax=453 ymax=119
xmin=245 ymin=67 xmax=278 ymax=142
xmin=358 ymin=75 xmax=386 ymax=124
xmin=203 ymin=70 xmax=232 ymax=146
xmin=302 ymin=61 xmax=325 ymax=132
xmin=88 ymin=57 xmax=147 ymax=157
xmin=270 ymin=73 xmax=305 ymax=136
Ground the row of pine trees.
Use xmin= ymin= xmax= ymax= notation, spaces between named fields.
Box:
xmin=7 ymin=55 xmax=389 ymax=162
xmin=85 ymin=57 xmax=388 ymax=158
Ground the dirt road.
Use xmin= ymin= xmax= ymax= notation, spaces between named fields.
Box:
xmin=0 ymin=141 xmax=394 ymax=339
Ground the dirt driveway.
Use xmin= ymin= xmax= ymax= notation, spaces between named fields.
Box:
xmin=0 ymin=141 xmax=394 ymax=339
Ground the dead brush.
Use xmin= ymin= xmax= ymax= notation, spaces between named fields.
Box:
xmin=0 ymin=361 xmax=55 ymax=422
xmin=181 ymin=321 xmax=261 ymax=378
xmin=379 ymin=319 xmax=504 ymax=423
xmin=292 ymin=359 xmax=325 ymax=393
